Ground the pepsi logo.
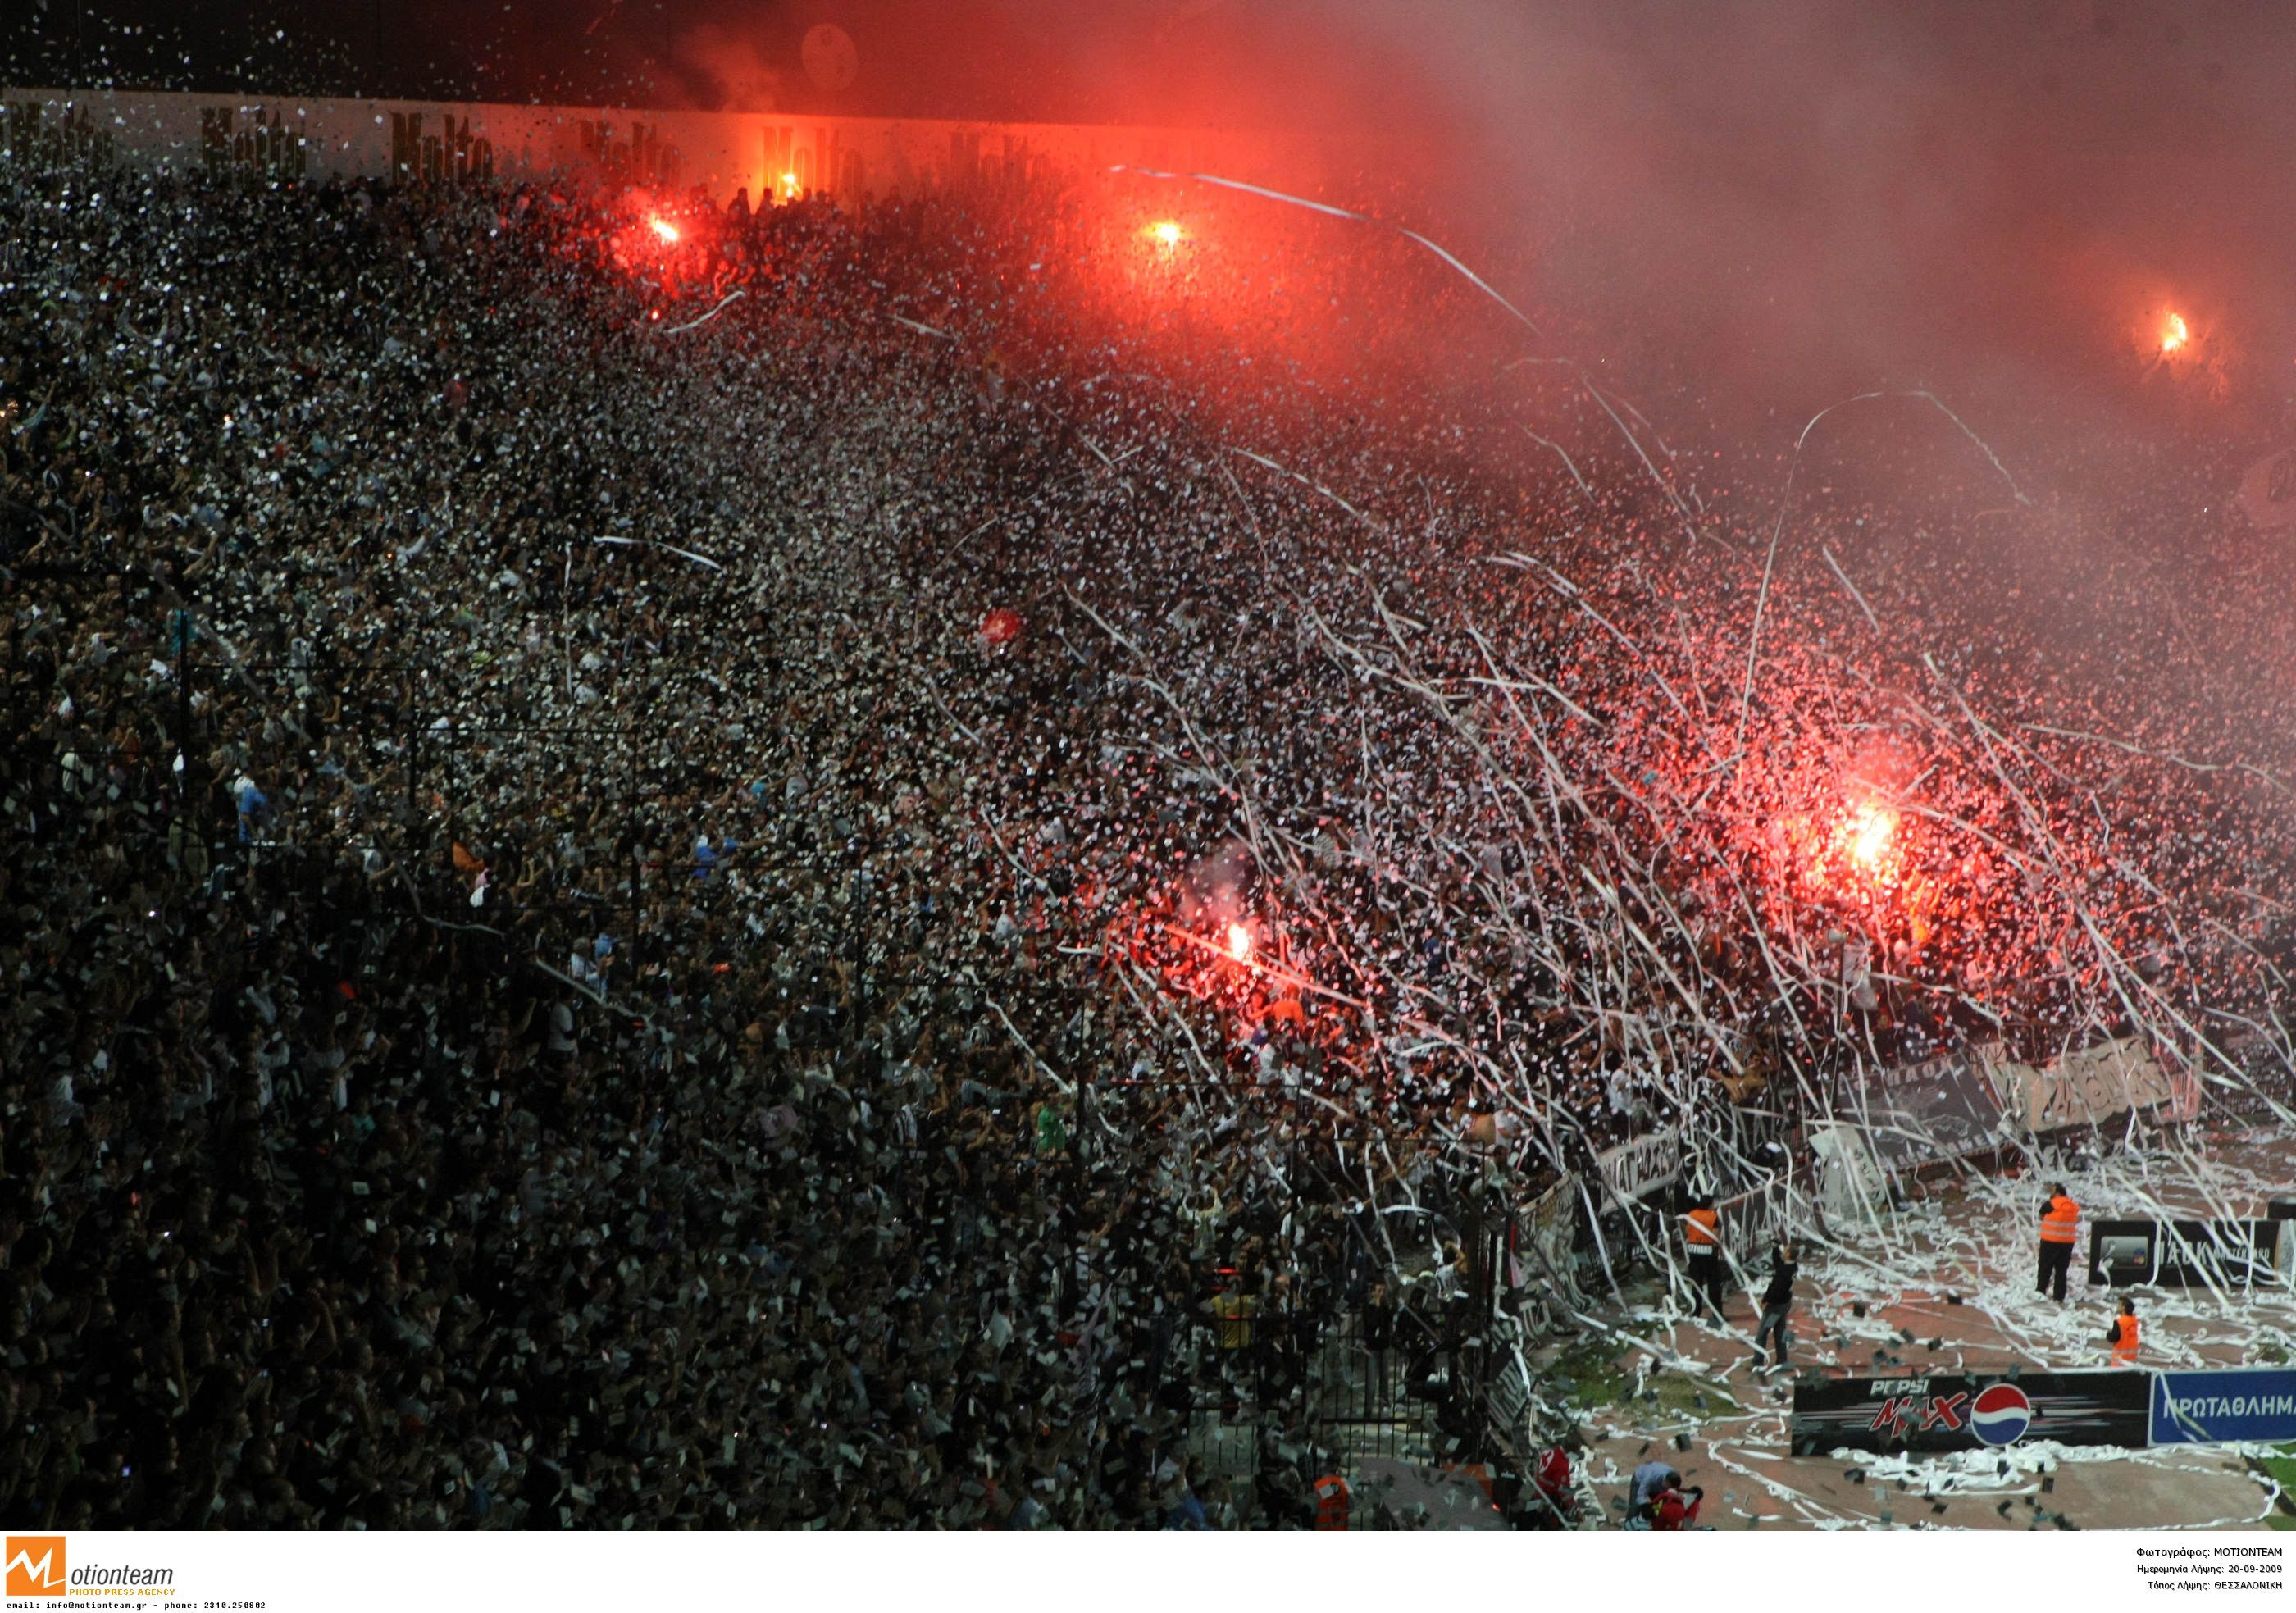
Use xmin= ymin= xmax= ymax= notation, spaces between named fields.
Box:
xmin=1970 ymin=1383 xmax=2034 ymax=1446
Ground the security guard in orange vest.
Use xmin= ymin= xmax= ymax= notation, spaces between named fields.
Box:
xmin=1313 ymin=1471 xmax=1351 ymax=1531
xmin=2104 ymin=1296 xmax=2139 ymax=1364
xmin=2036 ymin=1182 xmax=2080 ymax=1303
xmin=1683 ymin=1194 xmax=1725 ymax=1317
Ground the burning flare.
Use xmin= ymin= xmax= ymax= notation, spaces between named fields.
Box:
xmin=2160 ymin=311 xmax=2189 ymax=354
xmin=649 ymin=215 xmax=681 ymax=245
xmin=1225 ymin=922 xmax=1254 ymax=962
xmin=1149 ymin=220 xmax=1184 ymax=247
xmin=1844 ymin=802 xmax=1897 ymax=873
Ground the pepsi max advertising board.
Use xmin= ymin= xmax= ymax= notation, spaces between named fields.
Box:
xmin=1790 ymin=1370 xmax=2152 ymax=1455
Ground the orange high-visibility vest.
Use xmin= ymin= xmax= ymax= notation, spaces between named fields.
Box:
xmin=1686 ymin=1206 xmax=1720 ymax=1248
xmin=2112 ymin=1315 xmax=2139 ymax=1363
xmin=2039 ymin=1195 xmax=2079 ymax=1244
xmin=1314 ymin=1474 xmax=1351 ymax=1531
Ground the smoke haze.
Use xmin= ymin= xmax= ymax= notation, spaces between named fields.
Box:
xmin=12 ymin=0 xmax=2296 ymax=428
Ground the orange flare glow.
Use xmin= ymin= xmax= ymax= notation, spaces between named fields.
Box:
xmin=648 ymin=215 xmax=681 ymax=244
xmin=1225 ymin=922 xmax=1253 ymax=962
xmin=2160 ymin=312 xmax=2189 ymax=354
xmin=1149 ymin=220 xmax=1184 ymax=247
xmin=1845 ymin=802 xmax=1897 ymax=872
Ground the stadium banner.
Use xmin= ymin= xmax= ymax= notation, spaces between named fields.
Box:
xmin=1837 ymin=1041 xmax=2007 ymax=1169
xmin=1976 ymin=1034 xmax=2175 ymax=1135
xmin=0 ymin=86 xmax=1297 ymax=204
xmin=1790 ymin=1369 xmax=2152 ymax=1456
xmin=1592 ymin=1128 xmax=1679 ymax=1206
xmin=1511 ymin=1172 xmax=1582 ymax=1301
xmin=1715 ymin=1171 xmax=1797 ymax=1267
xmin=2150 ymin=1367 xmax=2296 ymax=1445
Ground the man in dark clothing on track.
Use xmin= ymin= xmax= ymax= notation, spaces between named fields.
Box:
xmin=1753 ymin=1239 xmax=1797 ymax=1371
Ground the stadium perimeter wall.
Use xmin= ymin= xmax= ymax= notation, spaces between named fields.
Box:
xmin=0 ymin=85 xmax=1304 ymax=203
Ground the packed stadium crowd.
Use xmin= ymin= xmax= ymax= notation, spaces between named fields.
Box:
xmin=3 ymin=145 xmax=2293 ymax=1529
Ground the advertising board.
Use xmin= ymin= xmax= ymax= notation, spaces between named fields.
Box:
xmin=1791 ymin=1369 xmax=2152 ymax=1456
xmin=2149 ymin=1368 xmax=2296 ymax=1445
